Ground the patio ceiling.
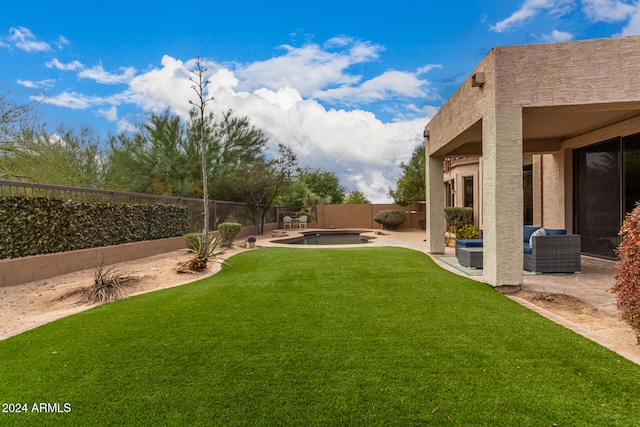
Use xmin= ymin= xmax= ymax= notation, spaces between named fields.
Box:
xmin=444 ymin=102 xmax=640 ymax=157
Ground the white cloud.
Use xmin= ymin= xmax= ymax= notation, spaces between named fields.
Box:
xmin=17 ymin=78 xmax=55 ymax=89
xmin=127 ymin=55 xmax=194 ymax=115
xmin=97 ymin=106 xmax=118 ymax=122
xmin=619 ymin=5 xmax=640 ymax=35
xmin=32 ymin=91 xmax=102 ymax=110
xmin=315 ymin=70 xmax=435 ymax=104
xmin=235 ymin=39 xmax=382 ymax=97
xmin=78 ymin=64 xmax=137 ymax=84
xmin=46 ymin=58 xmax=84 ymax=71
xmin=490 ymin=0 xmax=576 ymax=32
xmin=6 ymin=27 xmax=51 ymax=52
xmin=46 ymin=59 xmax=136 ymax=84
xmin=541 ymin=29 xmax=575 ymax=41
xmin=56 ymin=35 xmax=70 ymax=49
xmin=582 ymin=0 xmax=636 ymax=22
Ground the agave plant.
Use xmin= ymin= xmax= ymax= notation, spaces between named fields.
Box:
xmin=181 ymin=233 xmax=229 ymax=271
xmin=79 ymin=262 xmax=136 ymax=304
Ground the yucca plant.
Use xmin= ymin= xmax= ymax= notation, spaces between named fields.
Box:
xmin=79 ymin=262 xmax=136 ymax=304
xmin=180 ymin=232 xmax=229 ymax=271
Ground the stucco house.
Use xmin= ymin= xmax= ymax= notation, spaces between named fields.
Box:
xmin=424 ymin=36 xmax=640 ymax=291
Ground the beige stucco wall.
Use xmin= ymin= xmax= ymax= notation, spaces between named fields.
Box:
xmin=315 ymin=203 xmax=424 ymax=230
xmin=481 ymin=108 xmax=524 ymax=288
xmin=493 ymin=37 xmax=640 ymax=108
xmin=425 ymin=53 xmax=496 ymax=156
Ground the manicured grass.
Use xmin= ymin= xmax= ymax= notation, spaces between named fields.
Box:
xmin=1 ymin=247 xmax=639 ymax=426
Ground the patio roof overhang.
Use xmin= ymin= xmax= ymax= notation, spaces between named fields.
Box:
xmin=435 ymin=102 xmax=640 ymax=157
xmin=423 ymin=36 xmax=640 ymax=290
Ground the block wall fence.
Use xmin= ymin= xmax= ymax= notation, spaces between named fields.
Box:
xmin=1 ymin=203 xmax=424 ymax=288
xmin=313 ymin=203 xmax=425 ymax=230
xmin=0 ymin=224 xmax=278 ymax=288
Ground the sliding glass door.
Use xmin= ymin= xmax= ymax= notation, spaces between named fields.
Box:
xmin=574 ymin=135 xmax=640 ymax=258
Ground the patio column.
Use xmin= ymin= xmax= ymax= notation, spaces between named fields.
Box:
xmin=541 ymin=152 xmax=566 ymax=228
xmin=482 ymin=108 xmax=523 ymax=291
xmin=426 ymin=154 xmax=445 ymax=254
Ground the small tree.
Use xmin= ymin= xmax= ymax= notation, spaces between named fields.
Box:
xmin=345 ymin=190 xmax=370 ymax=204
xmin=612 ymin=203 xmax=640 ymax=344
xmin=389 ymin=142 xmax=425 ymax=206
xmin=226 ymin=144 xmax=297 ymax=234
xmin=189 ymin=57 xmax=214 ymax=251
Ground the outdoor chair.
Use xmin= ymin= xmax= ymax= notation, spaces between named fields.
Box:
xmin=298 ymin=215 xmax=307 ymax=229
xmin=283 ymin=216 xmax=292 ymax=229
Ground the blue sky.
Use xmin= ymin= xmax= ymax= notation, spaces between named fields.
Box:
xmin=2 ymin=0 xmax=640 ymax=202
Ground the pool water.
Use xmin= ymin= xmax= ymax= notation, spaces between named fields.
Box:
xmin=283 ymin=232 xmax=371 ymax=245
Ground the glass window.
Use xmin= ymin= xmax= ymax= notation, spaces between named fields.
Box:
xmin=523 ymin=164 xmax=533 ymax=225
xmin=445 ymin=180 xmax=455 ymax=207
xmin=574 ymin=138 xmax=620 ymax=258
xmin=463 ymin=176 xmax=473 ymax=209
xmin=623 ymin=133 xmax=640 ymax=216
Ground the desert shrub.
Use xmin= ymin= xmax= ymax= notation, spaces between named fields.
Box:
xmin=451 ymin=223 xmax=480 ymax=240
xmin=444 ymin=207 xmax=473 ymax=230
xmin=373 ymin=210 xmax=406 ymax=230
xmin=218 ymin=222 xmax=242 ymax=247
xmin=418 ymin=217 xmax=426 ymax=230
xmin=612 ymin=203 xmax=640 ymax=344
xmin=296 ymin=209 xmax=314 ymax=222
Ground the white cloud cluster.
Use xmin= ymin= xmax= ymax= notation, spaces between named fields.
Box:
xmin=17 ymin=78 xmax=55 ymax=89
xmin=490 ymin=0 xmax=575 ymax=33
xmin=20 ymin=38 xmax=433 ymax=202
xmin=78 ymin=65 xmax=137 ymax=84
xmin=47 ymin=58 xmax=137 ymax=84
xmin=5 ymin=26 xmax=51 ymax=52
xmin=542 ymin=29 xmax=575 ymax=41
xmin=1 ymin=27 xmax=70 ymax=53
xmin=582 ymin=0 xmax=636 ymax=22
xmin=491 ymin=0 xmax=640 ymax=42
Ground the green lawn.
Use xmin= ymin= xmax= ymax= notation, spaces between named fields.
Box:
xmin=1 ymin=247 xmax=639 ymax=426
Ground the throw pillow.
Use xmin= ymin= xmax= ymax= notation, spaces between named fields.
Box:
xmin=529 ymin=227 xmax=547 ymax=247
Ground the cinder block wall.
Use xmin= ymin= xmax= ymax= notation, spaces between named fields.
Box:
xmin=0 ymin=236 xmax=188 ymax=288
xmin=0 ymin=222 xmax=280 ymax=288
xmin=314 ymin=203 xmax=424 ymax=229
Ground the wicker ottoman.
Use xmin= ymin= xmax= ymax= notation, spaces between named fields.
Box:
xmin=457 ymin=247 xmax=483 ymax=269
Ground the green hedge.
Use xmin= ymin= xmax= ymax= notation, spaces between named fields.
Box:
xmin=218 ymin=222 xmax=242 ymax=247
xmin=373 ymin=210 xmax=406 ymax=230
xmin=444 ymin=207 xmax=473 ymax=229
xmin=0 ymin=196 xmax=189 ymax=259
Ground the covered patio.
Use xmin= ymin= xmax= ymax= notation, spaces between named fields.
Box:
xmin=424 ymin=36 xmax=640 ymax=291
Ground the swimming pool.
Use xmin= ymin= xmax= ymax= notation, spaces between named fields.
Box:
xmin=278 ymin=231 xmax=372 ymax=245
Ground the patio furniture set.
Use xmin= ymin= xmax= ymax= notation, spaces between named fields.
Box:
xmin=283 ymin=215 xmax=308 ymax=229
xmin=455 ymin=226 xmax=581 ymax=273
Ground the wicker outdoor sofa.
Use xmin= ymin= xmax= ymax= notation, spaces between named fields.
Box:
xmin=456 ymin=226 xmax=581 ymax=273
xmin=523 ymin=226 xmax=581 ymax=273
